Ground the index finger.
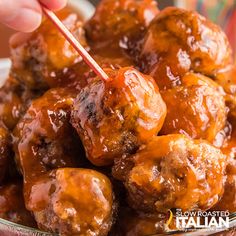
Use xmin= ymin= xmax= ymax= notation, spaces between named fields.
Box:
xmin=39 ymin=0 xmax=67 ymax=11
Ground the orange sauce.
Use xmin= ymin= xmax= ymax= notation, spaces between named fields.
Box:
xmin=0 ymin=7 xmax=82 ymax=58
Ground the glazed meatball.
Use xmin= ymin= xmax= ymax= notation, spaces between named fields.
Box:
xmin=139 ymin=7 xmax=232 ymax=90
xmin=0 ymin=76 xmax=41 ymax=130
xmin=85 ymin=0 xmax=158 ymax=55
xmin=71 ymin=67 xmax=167 ymax=166
xmin=10 ymin=11 xmax=88 ymax=90
xmin=113 ymin=134 xmax=226 ymax=212
xmin=0 ymin=122 xmax=11 ymax=184
xmin=66 ymin=52 xmax=134 ymax=91
xmin=214 ymin=119 xmax=236 ymax=212
xmin=215 ymin=65 xmax=236 ymax=118
xmin=13 ymin=88 xmax=85 ymax=181
xmin=110 ymin=207 xmax=167 ymax=236
xmin=25 ymin=168 xmax=115 ymax=236
xmin=213 ymin=175 xmax=236 ymax=213
xmin=160 ymin=73 xmax=227 ymax=145
xmin=0 ymin=182 xmax=36 ymax=227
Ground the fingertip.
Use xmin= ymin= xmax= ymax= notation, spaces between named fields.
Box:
xmin=5 ymin=8 xmax=42 ymax=32
xmin=39 ymin=0 xmax=67 ymax=11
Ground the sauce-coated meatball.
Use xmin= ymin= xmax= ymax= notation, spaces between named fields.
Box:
xmin=0 ymin=77 xmax=40 ymax=130
xmin=85 ymin=0 xmax=158 ymax=54
xmin=113 ymin=135 xmax=226 ymax=212
xmin=160 ymin=73 xmax=227 ymax=144
xmin=139 ymin=7 xmax=232 ymax=90
xmin=214 ymin=119 xmax=236 ymax=212
xmin=71 ymin=67 xmax=167 ymax=166
xmin=13 ymin=88 xmax=84 ymax=181
xmin=0 ymin=182 xmax=36 ymax=227
xmin=10 ymin=11 xmax=87 ymax=90
xmin=213 ymin=175 xmax=236 ymax=213
xmin=25 ymin=168 xmax=115 ymax=236
xmin=110 ymin=207 xmax=167 ymax=236
xmin=215 ymin=65 xmax=236 ymax=118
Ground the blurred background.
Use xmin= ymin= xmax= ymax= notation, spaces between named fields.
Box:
xmin=0 ymin=0 xmax=235 ymax=58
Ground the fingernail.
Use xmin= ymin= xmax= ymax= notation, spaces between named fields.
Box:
xmin=4 ymin=8 xmax=42 ymax=32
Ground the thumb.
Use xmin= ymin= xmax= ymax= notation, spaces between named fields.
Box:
xmin=0 ymin=0 xmax=42 ymax=32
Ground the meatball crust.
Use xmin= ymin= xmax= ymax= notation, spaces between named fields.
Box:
xmin=110 ymin=207 xmax=166 ymax=236
xmin=0 ymin=76 xmax=41 ymax=130
xmin=113 ymin=135 xmax=226 ymax=212
xmin=215 ymin=65 xmax=236 ymax=118
xmin=0 ymin=182 xmax=36 ymax=227
xmin=160 ymin=73 xmax=227 ymax=144
xmin=10 ymin=11 xmax=88 ymax=90
xmin=25 ymin=168 xmax=115 ymax=236
xmin=139 ymin=7 xmax=232 ymax=90
xmin=214 ymin=120 xmax=236 ymax=212
xmin=13 ymin=88 xmax=84 ymax=181
xmin=85 ymin=0 xmax=158 ymax=53
xmin=71 ymin=67 xmax=167 ymax=166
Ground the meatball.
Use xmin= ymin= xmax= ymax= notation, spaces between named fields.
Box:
xmin=0 ymin=182 xmax=36 ymax=227
xmin=213 ymin=175 xmax=236 ymax=213
xmin=139 ymin=7 xmax=232 ymax=90
xmin=215 ymin=65 xmax=236 ymax=118
xmin=214 ymin=119 xmax=236 ymax=212
xmin=0 ymin=76 xmax=41 ymax=130
xmin=10 ymin=11 xmax=88 ymax=90
xmin=85 ymin=0 xmax=158 ymax=55
xmin=110 ymin=207 xmax=167 ymax=236
xmin=71 ymin=67 xmax=167 ymax=166
xmin=25 ymin=168 xmax=115 ymax=236
xmin=66 ymin=52 xmax=134 ymax=91
xmin=160 ymin=73 xmax=227 ymax=144
xmin=0 ymin=122 xmax=11 ymax=184
xmin=113 ymin=135 xmax=226 ymax=212
xmin=13 ymin=88 xmax=85 ymax=181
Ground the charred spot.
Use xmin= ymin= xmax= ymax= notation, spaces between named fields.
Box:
xmin=101 ymin=98 xmax=112 ymax=116
xmin=37 ymin=137 xmax=52 ymax=157
xmin=121 ymin=131 xmax=139 ymax=155
xmin=78 ymin=89 xmax=89 ymax=103
xmin=85 ymin=102 xmax=99 ymax=125
xmin=192 ymin=57 xmax=202 ymax=69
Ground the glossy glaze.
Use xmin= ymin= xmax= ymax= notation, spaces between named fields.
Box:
xmin=214 ymin=119 xmax=236 ymax=212
xmin=113 ymin=135 xmax=226 ymax=212
xmin=160 ymin=73 xmax=227 ymax=145
xmin=139 ymin=7 xmax=232 ymax=90
xmin=0 ymin=77 xmax=41 ymax=130
xmin=13 ymin=88 xmax=85 ymax=182
xmin=215 ymin=65 xmax=236 ymax=118
xmin=110 ymin=207 xmax=167 ymax=236
xmin=25 ymin=168 xmax=115 ymax=236
xmin=0 ymin=182 xmax=36 ymax=228
xmin=10 ymin=10 xmax=87 ymax=90
xmin=85 ymin=0 xmax=158 ymax=55
xmin=71 ymin=67 xmax=166 ymax=166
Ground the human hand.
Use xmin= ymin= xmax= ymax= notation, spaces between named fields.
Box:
xmin=0 ymin=0 xmax=67 ymax=32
